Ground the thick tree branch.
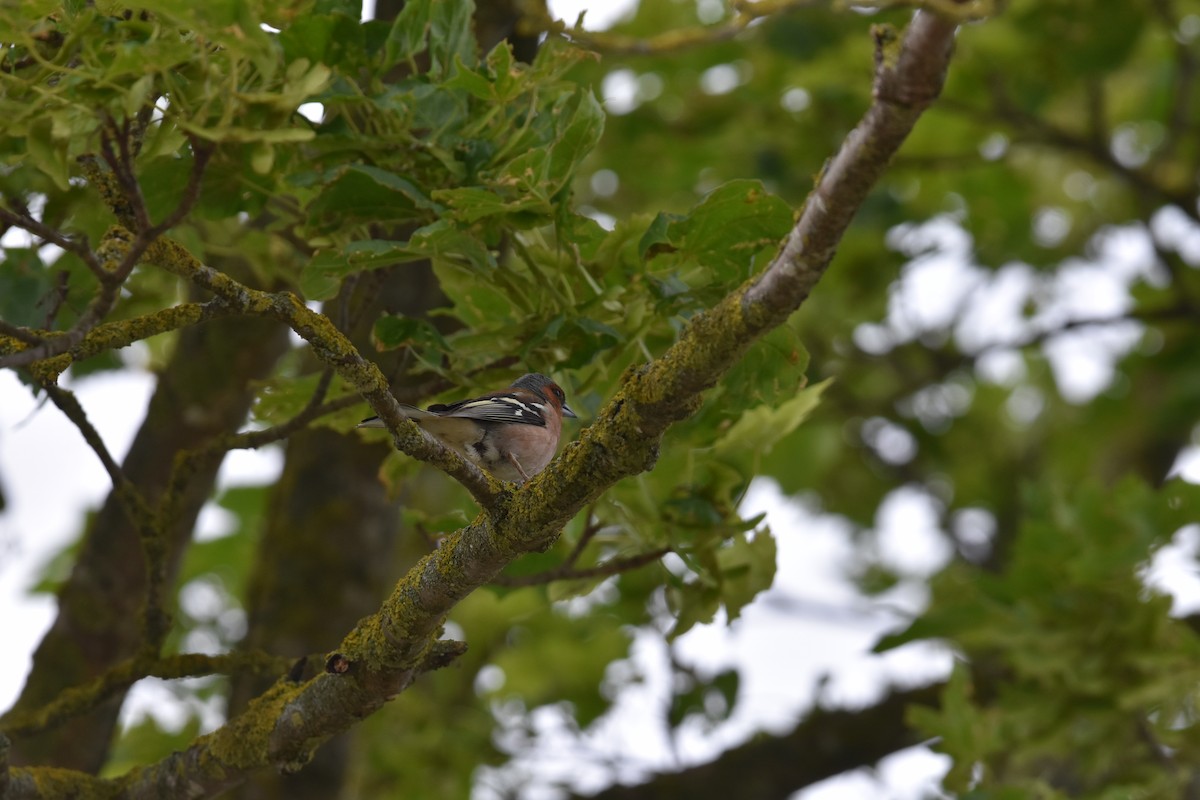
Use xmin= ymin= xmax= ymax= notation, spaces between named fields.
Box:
xmin=338 ymin=0 xmax=959 ymax=709
xmin=581 ymin=683 xmax=943 ymax=800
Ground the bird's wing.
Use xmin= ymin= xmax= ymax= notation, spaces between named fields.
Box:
xmin=431 ymin=393 xmax=548 ymax=426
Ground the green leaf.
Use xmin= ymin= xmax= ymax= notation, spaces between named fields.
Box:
xmin=0 ymin=248 xmax=54 ymax=328
xmin=536 ymin=316 xmax=622 ymax=369
xmin=427 ymin=0 xmax=476 ymax=77
xmin=485 ymin=39 xmax=518 ymax=102
xmin=639 ymin=180 xmax=794 ymax=280
xmin=907 ymin=664 xmax=988 ymax=792
xmin=372 ymin=314 xmax=450 ymax=364
xmin=669 ymin=581 xmax=722 ymax=639
xmin=433 ymin=186 xmax=550 ymax=224
xmin=280 ymin=13 xmax=366 ymax=67
xmin=250 ymin=371 xmax=326 ymax=426
xmin=714 ymin=378 xmax=829 ymax=459
xmin=383 ymin=0 xmax=432 ymax=68
xmin=380 ymin=0 xmax=475 ymax=76
xmin=715 ymin=529 xmax=777 ymax=621
xmin=175 ymin=121 xmax=316 ymax=144
xmin=444 ymin=56 xmax=494 ymax=101
xmin=26 ymin=119 xmax=70 ymax=190
xmin=300 ymin=222 xmax=493 ymax=300
xmin=104 ymin=715 xmax=204 ymax=780
xmin=302 ymin=240 xmax=423 ymax=300
xmin=304 ymin=164 xmax=440 ymax=232
xmin=669 ymin=668 xmax=740 ymax=729
xmin=489 ymin=612 xmax=631 ymax=727
xmin=313 ymin=0 xmax=361 ymax=16
xmin=177 ymin=484 xmax=268 ymax=599
xmin=547 ymin=89 xmax=604 ymax=194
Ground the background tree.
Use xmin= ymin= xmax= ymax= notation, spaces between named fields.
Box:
xmin=0 ymin=1 xmax=1198 ymax=799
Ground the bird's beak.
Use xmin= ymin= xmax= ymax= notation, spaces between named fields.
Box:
xmin=561 ymin=403 xmax=578 ymax=419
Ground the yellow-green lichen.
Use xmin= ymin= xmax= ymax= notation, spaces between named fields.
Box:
xmin=27 ymin=766 xmax=118 ymax=799
xmin=202 ymin=678 xmax=306 ymax=769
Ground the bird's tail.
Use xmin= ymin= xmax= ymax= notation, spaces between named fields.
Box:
xmin=356 ymin=404 xmax=432 ymax=428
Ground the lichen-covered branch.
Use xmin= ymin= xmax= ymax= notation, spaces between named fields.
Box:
xmin=35 ymin=301 xmax=233 ymax=381
xmin=0 ymin=302 xmax=232 ymax=380
xmin=0 ymin=643 xmax=465 ymax=800
xmin=0 ymin=652 xmax=292 ymax=738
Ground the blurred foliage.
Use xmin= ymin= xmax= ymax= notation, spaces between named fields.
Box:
xmin=3 ymin=0 xmax=1200 ymax=796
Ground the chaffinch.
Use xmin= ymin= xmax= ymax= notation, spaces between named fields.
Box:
xmin=358 ymin=373 xmax=577 ymax=483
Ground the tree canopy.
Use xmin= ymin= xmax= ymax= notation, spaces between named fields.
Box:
xmin=1 ymin=0 xmax=1199 ymax=798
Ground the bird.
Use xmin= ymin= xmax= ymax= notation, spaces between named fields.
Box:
xmin=358 ymin=373 xmax=577 ymax=483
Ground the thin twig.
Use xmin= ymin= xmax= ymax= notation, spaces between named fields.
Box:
xmin=0 ymin=136 xmax=214 ymax=371
xmin=563 ymin=505 xmax=603 ymax=567
xmin=39 ymin=381 xmax=173 ymax=647
xmin=0 ymin=205 xmax=101 ymax=274
xmin=218 ymin=378 xmax=349 ymax=452
xmin=40 ymin=383 xmax=131 ymax=494
xmin=528 ymin=0 xmax=819 ymax=56
xmin=38 ymin=269 xmax=71 ymax=329
xmin=0 ymin=318 xmax=45 ymax=346
xmin=140 ymin=137 xmax=214 ymax=240
xmin=492 ymin=547 xmax=670 ymax=588
xmin=99 ymin=118 xmax=152 ymax=233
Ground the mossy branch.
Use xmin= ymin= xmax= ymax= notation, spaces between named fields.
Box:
xmin=33 ymin=301 xmax=233 ymax=382
xmin=0 ymin=652 xmax=292 ymax=738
